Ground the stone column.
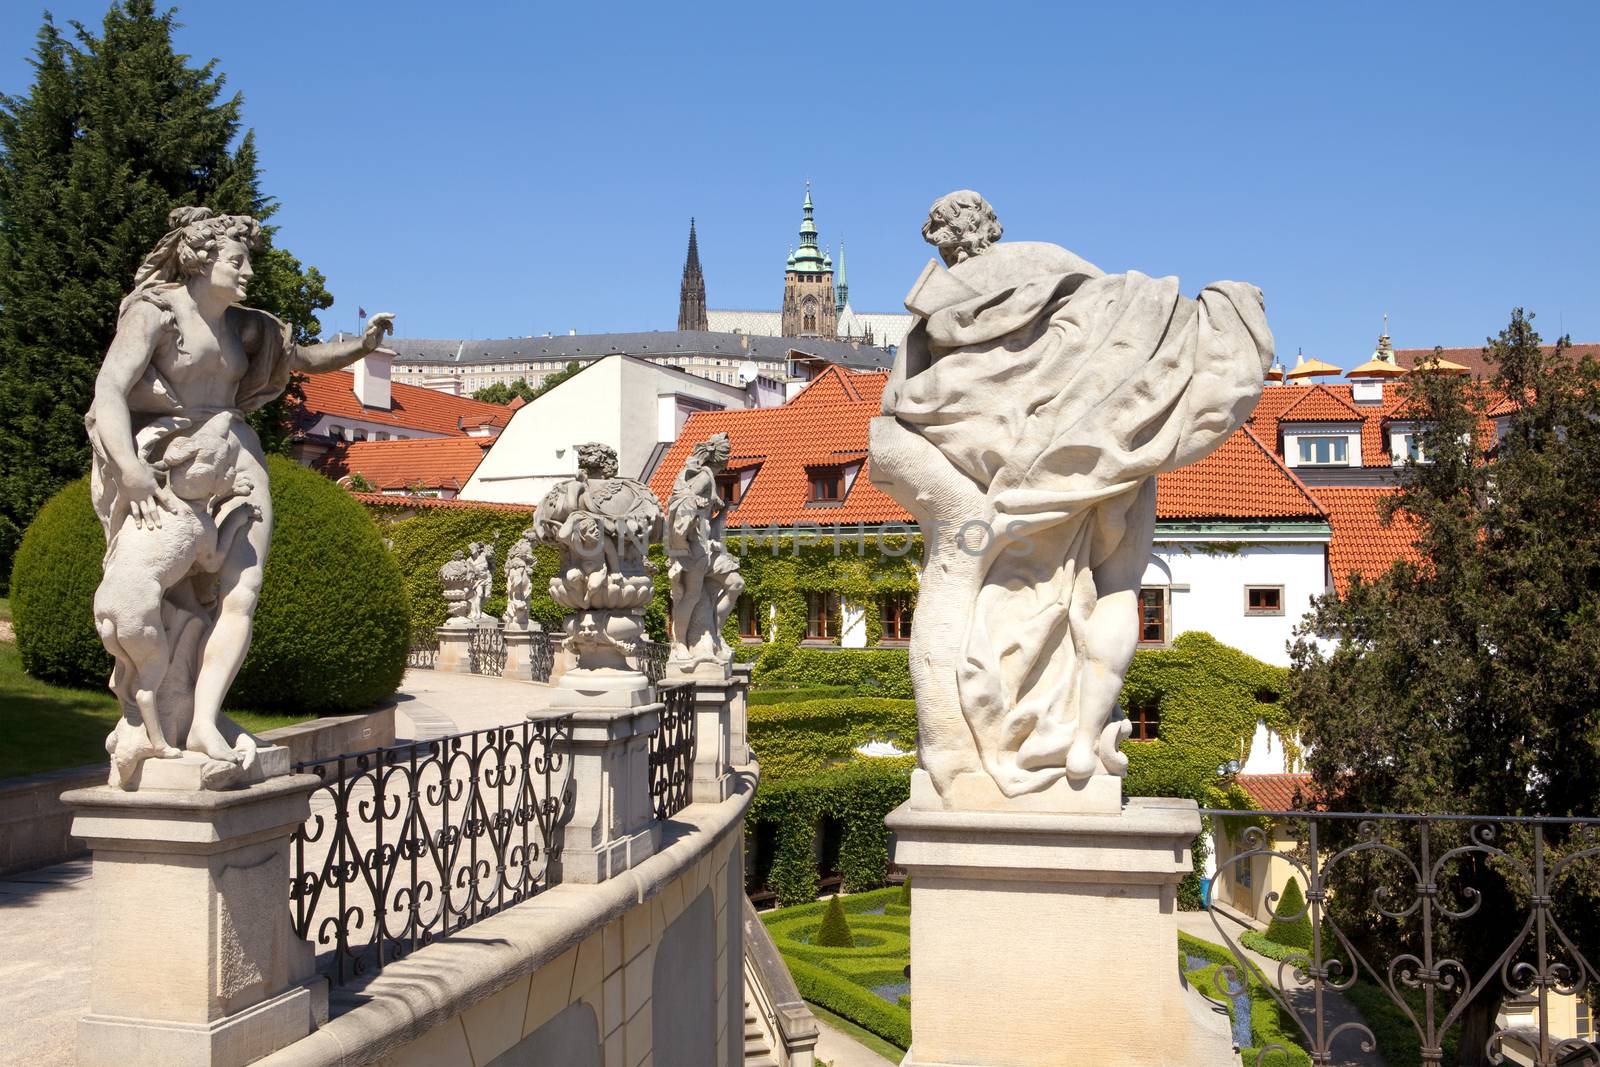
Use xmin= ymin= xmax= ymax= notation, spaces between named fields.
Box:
xmin=886 ymin=781 xmax=1235 ymax=1067
xmin=64 ymin=775 xmax=326 ymax=1067
xmin=536 ymin=677 xmax=662 ymax=884
xmin=729 ymin=661 xmax=752 ymax=767
xmin=502 ymin=627 xmax=543 ymax=681
xmin=435 ymin=621 xmax=473 ymax=674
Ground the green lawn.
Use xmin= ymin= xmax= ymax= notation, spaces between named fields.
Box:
xmin=0 ymin=639 xmax=309 ymax=779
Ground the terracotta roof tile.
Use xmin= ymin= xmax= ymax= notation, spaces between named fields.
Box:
xmin=1312 ymin=486 xmax=1421 ymax=594
xmin=1277 ymin=384 xmax=1366 ymax=423
xmin=321 ymin=437 xmax=490 ymax=492
xmin=349 ymin=491 xmax=531 ymax=512
xmin=295 ymin=371 xmax=513 ymax=438
xmin=1393 ymin=343 xmax=1600 ymax=379
xmin=1157 ymin=425 xmax=1326 ymax=522
xmin=1235 ymin=773 xmax=1319 ymax=811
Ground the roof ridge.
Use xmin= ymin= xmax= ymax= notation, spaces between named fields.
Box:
xmin=1278 ymin=382 xmax=1364 ymax=421
xmin=1239 ymin=424 xmax=1329 ymax=519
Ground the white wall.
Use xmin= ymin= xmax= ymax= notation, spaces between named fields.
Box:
xmin=460 ymin=356 xmax=750 ymax=506
xmin=1150 ymin=539 xmax=1328 ymax=666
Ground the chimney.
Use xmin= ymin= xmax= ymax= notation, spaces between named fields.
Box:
xmin=352 ymin=350 xmax=393 ymax=410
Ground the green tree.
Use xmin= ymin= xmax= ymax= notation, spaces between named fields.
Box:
xmin=472 ymin=362 xmax=583 ymax=404
xmin=0 ymin=1 xmax=333 ymax=581
xmin=1289 ymin=310 xmax=1600 ymax=1063
xmin=815 ymin=895 xmax=855 ymax=949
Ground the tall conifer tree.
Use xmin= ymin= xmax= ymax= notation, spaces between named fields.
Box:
xmin=0 ymin=1 xmax=332 ymax=578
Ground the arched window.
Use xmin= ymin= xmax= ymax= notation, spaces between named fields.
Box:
xmin=802 ymin=297 xmax=817 ymax=333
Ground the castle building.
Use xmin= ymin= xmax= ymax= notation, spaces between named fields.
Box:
xmin=780 ymin=185 xmax=837 ymax=338
xmin=707 ymin=186 xmax=914 ymax=348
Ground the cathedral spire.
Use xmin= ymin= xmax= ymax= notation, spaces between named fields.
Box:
xmin=835 ymin=241 xmax=849 ymax=315
xmin=678 ymin=217 xmax=708 ymax=332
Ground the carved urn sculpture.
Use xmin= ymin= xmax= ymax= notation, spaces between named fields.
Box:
xmin=439 ymin=550 xmax=474 ymax=626
xmin=531 ymin=443 xmax=664 ymax=688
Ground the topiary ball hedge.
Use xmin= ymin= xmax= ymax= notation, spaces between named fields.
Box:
xmin=10 ymin=478 xmax=114 ymax=686
xmin=10 ymin=459 xmax=411 ymax=712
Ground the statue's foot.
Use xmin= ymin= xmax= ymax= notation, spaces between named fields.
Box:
xmin=154 ymin=745 xmax=182 ymax=759
xmin=185 ymin=722 xmax=243 ymax=764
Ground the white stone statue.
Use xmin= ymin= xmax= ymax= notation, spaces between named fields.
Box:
xmin=466 ymin=535 xmax=497 ymax=621
xmin=868 ymin=190 xmax=1272 ymax=803
xmin=531 ymin=443 xmax=662 ymax=679
xmin=440 ymin=550 xmax=474 ymax=625
xmin=502 ymin=530 xmax=538 ymax=631
xmin=85 ymin=206 xmax=395 ymax=789
xmin=665 ymin=433 xmax=744 ymax=673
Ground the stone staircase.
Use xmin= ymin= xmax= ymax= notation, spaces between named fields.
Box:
xmin=744 ymin=997 xmax=780 ymax=1067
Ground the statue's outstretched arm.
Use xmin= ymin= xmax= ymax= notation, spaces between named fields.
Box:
xmin=290 ymin=312 xmax=395 ymax=373
xmin=89 ymin=301 xmax=173 ymax=529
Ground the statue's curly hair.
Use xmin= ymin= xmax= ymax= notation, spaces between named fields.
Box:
xmin=576 ymin=442 xmax=619 ymax=479
xmin=690 ymin=432 xmax=732 ymax=467
xmin=122 ymin=206 xmax=261 ymax=310
xmin=922 ymin=190 xmax=1003 ymax=263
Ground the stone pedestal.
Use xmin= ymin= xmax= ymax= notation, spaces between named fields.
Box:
xmin=501 ymin=626 xmax=543 ymax=681
xmin=730 ymin=661 xmax=753 ymax=766
xmin=63 ymin=775 xmax=326 ymax=1067
xmin=535 ymin=672 xmax=662 ymax=884
xmin=664 ymin=659 xmax=746 ymax=803
xmin=886 ymin=783 xmax=1234 ymax=1067
xmin=435 ymin=622 xmax=473 ymax=674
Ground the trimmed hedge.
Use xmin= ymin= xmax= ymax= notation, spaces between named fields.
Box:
xmin=748 ymin=757 xmax=913 ymax=906
xmin=753 ymin=647 xmax=911 ymax=697
xmin=1265 ymin=877 xmax=1314 ymax=951
xmin=815 ymin=895 xmax=855 ymax=948
xmin=748 ymin=685 xmax=854 ymax=706
xmin=748 ymin=697 xmax=916 ymax=780
xmin=1179 ymin=931 xmax=1312 ymax=1066
xmin=11 ymin=462 xmax=411 ymax=711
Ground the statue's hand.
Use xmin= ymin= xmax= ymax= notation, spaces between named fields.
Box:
xmin=123 ymin=463 xmax=177 ymax=530
xmin=361 ymin=312 xmax=396 ymax=352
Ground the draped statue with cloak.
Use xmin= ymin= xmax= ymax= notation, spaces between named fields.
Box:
xmin=867 ymin=191 xmax=1273 ymax=806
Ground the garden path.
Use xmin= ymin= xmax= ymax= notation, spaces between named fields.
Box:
xmin=812 ymin=1015 xmax=899 ymax=1067
xmin=1177 ymin=909 xmax=1387 ymax=1067
xmin=392 ymin=666 xmax=557 ymax=740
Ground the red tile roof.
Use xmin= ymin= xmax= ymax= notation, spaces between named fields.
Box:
xmin=322 ymin=437 xmax=490 ymax=493
xmin=1235 ymin=773 xmax=1318 ymax=811
xmin=1314 ymin=486 xmax=1421 ymax=594
xmin=1394 ymin=343 xmax=1600 ymax=379
xmin=647 ymin=367 xmax=910 ymax=529
xmin=1157 ymin=426 xmax=1326 ymax=521
xmin=295 ymin=371 xmax=513 ymax=438
xmin=349 ymin=491 xmax=532 ymax=513
xmin=1277 ymin=384 xmax=1365 ymax=422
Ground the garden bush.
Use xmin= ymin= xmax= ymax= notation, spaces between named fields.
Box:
xmin=748 ymin=685 xmax=854 ymax=706
xmin=1265 ymin=877 xmax=1314 ymax=951
xmin=11 ymin=461 xmax=411 ymax=711
xmin=752 ymin=647 xmax=912 ymax=697
xmin=816 ymin=895 xmax=855 ymax=948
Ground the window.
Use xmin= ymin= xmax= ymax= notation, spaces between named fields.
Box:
xmin=1138 ymin=587 xmax=1166 ymax=645
xmin=737 ymin=595 xmax=762 ymax=640
xmin=802 ymin=297 xmax=818 ymax=333
xmin=716 ymin=472 xmax=741 ymax=506
xmin=328 ymin=423 xmax=344 ymax=439
xmin=1391 ymin=430 xmax=1430 ymax=464
xmin=1579 ymin=998 xmax=1594 ymax=1041
xmin=808 ymin=467 xmax=843 ymax=503
xmin=805 ymin=591 xmax=838 ymax=641
xmin=1296 ymin=435 xmax=1348 ymax=466
xmin=880 ymin=594 xmax=914 ymax=641
xmin=1245 ymin=586 xmax=1284 ymax=616
xmin=1126 ymin=702 xmax=1161 ymax=741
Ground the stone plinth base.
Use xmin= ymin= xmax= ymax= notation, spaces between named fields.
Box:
xmin=501 ymin=627 xmax=543 ymax=681
xmin=909 ymin=767 xmax=1121 ymax=814
xmin=554 ymin=667 xmax=653 ymax=708
xmin=534 ymin=699 xmax=661 ymax=884
xmin=436 ymin=622 xmax=473 ymax=674
xmin=886 ymin=796 xmax=1234 ymax=1067
xmin=64 ymin=774 xmax=326 ymax=1067
xmin=129 ymin=745 xmax=291 ymax=792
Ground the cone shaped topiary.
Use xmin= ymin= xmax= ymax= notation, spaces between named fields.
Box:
xmin=1266 ymin=876 xmax=1314 ymax=951
xmin=815 ymin=894 xmax=856 ymax=948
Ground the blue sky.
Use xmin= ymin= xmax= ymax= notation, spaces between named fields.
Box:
xmin=3 ymin=1 xmax=1597 ymax=365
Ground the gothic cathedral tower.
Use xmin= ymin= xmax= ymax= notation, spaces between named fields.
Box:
xmin=678 ymin=218 xmax=708 ymax=332
xmin=780 ymin=185 xmax=837 ymax=338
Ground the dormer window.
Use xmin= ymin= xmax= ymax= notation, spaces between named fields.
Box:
xmin=716 ymin=472 xmax=742 ymax=506
xmin=1296 ymin=436 xmax=1348 ymax=466
xmin=808 ymin=466 xmax=843 ymax=503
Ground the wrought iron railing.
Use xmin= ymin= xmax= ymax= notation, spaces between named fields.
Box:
xmin=641 ymin=638 xmax=669 ymax=684
xmin=1199 ymin=807 xmax=1600 ymax=1066
xmin=406 ymin=624 xmax=438 ymax=669
xmin=649 ymin=682 xmax=696 ymax=820
xmin=469 ymin=623 xmax=507 ymax=676
xmin=289 ymin=717 xmax=574 ymax=986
